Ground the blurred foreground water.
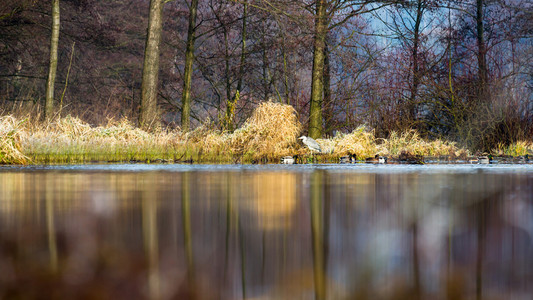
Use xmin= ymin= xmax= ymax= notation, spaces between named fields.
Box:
xmin=1 ymin=164 xmax=533 ymax=300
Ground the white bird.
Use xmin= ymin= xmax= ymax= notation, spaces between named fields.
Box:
xmin=281 ymin=156 xmax=296 ymax=164
xmin=298 ymin=136 xmax=322 ymax=152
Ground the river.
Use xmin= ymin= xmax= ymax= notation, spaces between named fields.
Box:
xmin=1 ymin=164 xmax=532 ymax=299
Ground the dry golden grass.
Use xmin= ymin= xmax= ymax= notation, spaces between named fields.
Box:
xmin=184 ymin=120 xmax=232 ymax=161
xmin=492 ymin=140 xmax=533 ymax=156
xmin=180 ymin=102 xmax=301 ymax=162
xmin=19 ymin=115 xmax=184 ymax=163
xmin=1 ymin=102 xmax=477 ymax=164
xmin=383 ymin=130 xmax=464 ymax=157
xmin=230 ymin=102 xmax=301 ymax=159
xmin=316 ymin=127 xmax=466 ymax=160
xmin=0 ymin=116 xmax=29 ymax=164
xmin=317 ymin=125 xmax=379 ymax=158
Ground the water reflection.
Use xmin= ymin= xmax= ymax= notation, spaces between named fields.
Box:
xmin=142 ymin=175 xmax=160 ymax=300
xmin=0 ymin=166 xmax=532 ymax=299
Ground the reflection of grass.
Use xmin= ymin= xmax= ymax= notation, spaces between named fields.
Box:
xmin=3 ymin=102 xmax=532 ymax=164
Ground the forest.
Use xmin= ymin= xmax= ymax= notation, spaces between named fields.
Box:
xmin=1 ymin=0 xmax=532 ymax=160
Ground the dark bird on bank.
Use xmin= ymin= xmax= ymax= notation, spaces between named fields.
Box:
xmin=365 ymin=154 xmax=387 ymax=164
xmin=298 ymin=136 xmax=322 ymax=153
xmin=518 ymin=154 xmax=530 ymax=163
xmin=340 ymin=153 xmax=357 ymax=164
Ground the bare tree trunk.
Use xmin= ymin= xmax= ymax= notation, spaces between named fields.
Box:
xmin=236 ymin=0 xmax=247 ymax=96
xmin=280 ymin=24 xmax=290 ymax=105
xmin=224 ymin=0 xmax=247 ymax=132
xmin=476 ymin=0 xmax=487 ymax=103
xmin=180 ymin=0 xmax=199 ymax=132
xmin=222 ymin=26 xmax=233 ymax=130
xmin=308 ymin=0 xmax=328 ymax=139
xmin=322 ymin=41 xmax=333 ymax=137
xmin=139 ymin=0 xmax=164 ymax=130
xmin=272 ymin=14 xmax=290 ymax=104
xmin=409 ymin=0 xmax=423 ymax=127
xmin=44 ymin=0 xmax=60 ymax=120
xmin=262 ymin=42 xmax=269 ymax=101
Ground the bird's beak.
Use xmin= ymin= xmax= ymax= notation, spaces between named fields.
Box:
xmin=298 ymin=136 xmax=304 ymax=140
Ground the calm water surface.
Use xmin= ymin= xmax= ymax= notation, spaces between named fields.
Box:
xmin=1 ymin=164 xmax=533 ymax=299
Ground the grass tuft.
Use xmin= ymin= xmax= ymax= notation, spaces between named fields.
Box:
xmin=231 ymin=102 xmax=301 ymax=160
xmin=3 ymin=103 xmax=525 ymax=164
xmin=383 ymin=130 xmax=463 ymax=157
xmin=314 ymin=127 xmax=465 ymax=160
xmin=317 ymin=125 xmax=378 ymax=159
xmin=0 ymin=116 xmax=29 ymax=164
xmin=492 ymin=141 xmax=533 ymax=156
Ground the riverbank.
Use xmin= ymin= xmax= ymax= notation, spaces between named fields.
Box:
xmin=1 ymin=102 xmax=532 ymax=165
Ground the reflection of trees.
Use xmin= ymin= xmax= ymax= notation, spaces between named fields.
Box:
xmin=310 ymin=170 xmax=327 ymax=300
xmin=412 ymin=221 xmax=421 ymax=300
xmin=400 ymin=175 xmax=429 ymax=299
xmin=239 ymin=213 xmax=247 ymax=299
xmin=141 ymin=176 xmax=160 ymax=300
xmin=180 ymin=171 xmax=199 ymax=299
xmin=224 ymin=174 xmax=232 ymax=280
xmin=4 ymin=169 xmax=533 ymax=299
xmin=182 ymin=172 xmax=195 ymax=283
xmin=223 ymin=173 xmax=247 ymax=299
xmin=45 ymin=175 xmax=58 ymax=273
xmin=234 ymin=172 xmax=300 ymax=297
xmin=475 ymin=198 xmax=486 ymax=300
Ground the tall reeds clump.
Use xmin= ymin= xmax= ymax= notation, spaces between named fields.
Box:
xmin=492 ymin=141 xmax=533 ymax=156
xmin=0 ymin=116 xmax=29 ymax=164
xmin=383 ymin=130 xmax=464 ymax=157
xmin=231 ymin=102 xmax=301 ymax=160
xmin=320 ymin=125 xmax=379 ymax=159
xmin=319 ymin=127 xmax=466 ymax=159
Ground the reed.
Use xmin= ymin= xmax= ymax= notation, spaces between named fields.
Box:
xmin=492 ymin=141 xmax=533 ymax=157
xmin=0 ymin=116 xmax=29 ymax=164
xmin=318 ymin=125 xmax=379 ymax=159
xmin=182 ymin=118 xmax=231 ymax=162
xmin=11 ymin=102 xmax=302 ymax=164
xmin=230 ymin=102 xmax=301 ymax=160
xmin=1 ymin=102 xmax=517 ymax=165
xmin=383 ymin=130 xmax=464 ymax=157
xmin=21 ymin=115 xmax=183 ymax=163
xmin=313 ymin=127 xmax=465 ymax=160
